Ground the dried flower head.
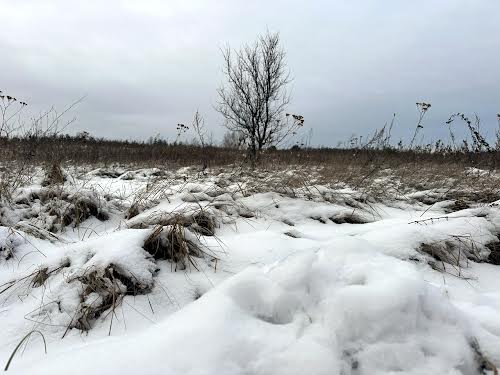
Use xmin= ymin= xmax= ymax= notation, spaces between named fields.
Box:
xmin=289 ymin=113 xmax=305 ymax=126
xmin=416 ymin=102 xmax=431 ymax=112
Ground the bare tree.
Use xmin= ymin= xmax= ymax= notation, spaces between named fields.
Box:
xmin=216 ymin=31 xmax=295 ymax=164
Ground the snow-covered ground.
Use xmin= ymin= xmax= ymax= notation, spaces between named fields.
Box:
xmin=1 ymin=165 xmax=500 ymax=374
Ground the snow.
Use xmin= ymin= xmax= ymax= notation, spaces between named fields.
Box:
xmin=5 ymin=248 xmax=481 ymax=374
xmin=0 ymin=226 xmax=24 ymax=260
xmin=1 ymin=165 xmax=500 ymax=374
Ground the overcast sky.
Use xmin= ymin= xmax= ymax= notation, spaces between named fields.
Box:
xmin=1 ymin=0 xmax=499 ymax=146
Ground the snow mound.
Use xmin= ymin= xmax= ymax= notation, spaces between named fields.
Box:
xmin=3 ymin=186 xmax=110 ymax=232
xmin=2 ymin=230 xmax=159 ymax=333
xmin=0 ymin=227 xmax=24 ymax=261
xmin=12 ymin=245 xmax=482 ymax=374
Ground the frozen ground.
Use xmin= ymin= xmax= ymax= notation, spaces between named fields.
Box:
xmin=1 ymin=165 xmax=500 ymax=374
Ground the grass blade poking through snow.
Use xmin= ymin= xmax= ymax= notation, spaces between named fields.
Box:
xmin=4 ymin=330 xmax=47 ymax=371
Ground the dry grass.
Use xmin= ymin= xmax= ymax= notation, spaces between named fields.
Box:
xmin=191 ymin=211 xmax=217 ymax=236
xmin=67 ymin=264 xmax=151 ymax=332
xmin=41 ymin=163 xmax=66 ymax=186
xmin=486 ymin=237 xmax=500 ymax=265
xmin=143 ymin=224 xmax=214 ymax=271
xmin=0 ymin=260 xmax=69 ymax=299
xmin=470 ymin=338 xmax=499 ymax=375
xmin=3 ymin=186 xmax=109 ymax=232
xmin=3 ymin=132 xmax=500 ymax=210
xmin=329 ymin=211 xmax=369 ymax=224
xmin=2 ymin=128 xmax=500 ymax=345
xmin=4 ymin=330 xmax=47 ymax=371
xmin=416 ymin=235 xmax=486 ymax=277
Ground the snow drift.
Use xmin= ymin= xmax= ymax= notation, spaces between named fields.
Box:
xmin=9 ymin=244 xmax=485 ymax=374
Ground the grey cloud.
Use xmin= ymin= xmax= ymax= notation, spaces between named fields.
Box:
xmin=1 ymin=0 xmax=499 ymax=145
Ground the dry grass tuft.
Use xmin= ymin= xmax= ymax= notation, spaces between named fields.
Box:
xmin=452 ymin=198 xmax=470 ymax=212
xmin=68 ymin=264 xmax=151 ymax=332
xmin=143 ymin=224 xmax=216 ymax=271
xmin=0 ymin=227 xmax=24 ymax=261
xmin=284 ymin=229 xmax=301 ymax=238
xmin=125 ymin=203 xmax=141 ymax=220
xmin=60 ymin=194 xmax=109 ymax=226
xmin=330 ymin=212 xmax=369 ymax=225
xmin=127 ymin=208 xmax=219 ymax=235
xmin=486 ymin=236 xmax=500 ymax=265
xmin=144 ymin=225 xmax=200 ymax=270
xmin=125 ymin=177 xmax=172 ymax=220
xmin=310 ymin=216 xmax=328 ymax=224
xmin=0 ymin=239 xmax=15 ymax=261
xmin=11 ymin=187 xmax=109 ymax=232
xmin=191 ymin=211 xmax=216 ymax=236
xmin=417 ymin=236 xmax=484 ymax=276
xmin=469 ymin=338 xmax=498 ymax=375
xmin=0 ymin=260 xmax=69 ymax=299
xmin=419 ymin=241 xmax=459 ymax=271
xmin=41 ymin=163 xmax=66 ymax=186
xmin=31 ymin=267 xmax=50 ymax=288
xmin=13 ymin=222 xmax=63 ymax=242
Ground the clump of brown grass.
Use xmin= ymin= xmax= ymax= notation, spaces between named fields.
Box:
xmin=127 ymin=207 xmax=219 ymax=235
xmin=125 ymin=203 xmax=141 ymax=220
xmin=13 ymin=222 xmax=64 ymax=242
xmin=418 ymin=241 xmax=459 ymax=272
xmin=485 ymin=236 xmax=500 ymax=265
xmin=13 ymin=187 xmax=109 ymax=232
xmin=448 ymin=198 xmax=470 ymax=212
xmin=67 ymin=264 xmax=152 ymax=332
xmin=284 ymin=229 xmax=301 ymax=238
xmin=0 ymin=260 xmax=69 ymax=299
xmin=61 ymin=193 xmax=109 ymax=226
xmin=330 ymin=211 xmax=369 ymax=225
xmin=0 ymin=227 xmax=24 ymax=261
xmin=310 ymin=215 xmax=328 ymax=224
xmin=125 ymin=178 xmax=171 ymax=220
xmin=191 ymin=211 xmax=217 ymax=236
xmin=416 ymin=236 xmax=484 ymax=276
xmin=469 ymin=338 xmax=498 ymax=375
xmin=31 ymin=267 xmax=50 ymax=288
xmin=143 ymin=224 xmax=216 ymax=271
xmin=0 ymin=238 xmax=15 ymax=261
xmin=92 ymin=167 xmax=123 ymax=178
xmin=41 ymin=163 xmax=66 ymax=186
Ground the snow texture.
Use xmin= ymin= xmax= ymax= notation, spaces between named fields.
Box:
xmin=1 ymin=166 xmax=500 ymax=374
